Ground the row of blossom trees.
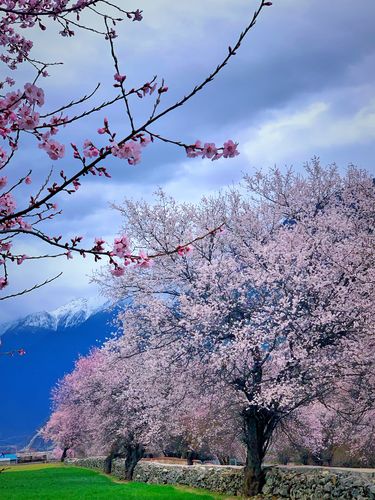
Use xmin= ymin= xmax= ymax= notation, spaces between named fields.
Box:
xmin=42 ymin=344 xmax=240 ymax=477
xmin=44 ymin=162 xmax=375 ymax=496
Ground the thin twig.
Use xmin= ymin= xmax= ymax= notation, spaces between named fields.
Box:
xmin=0 ymin=272 xmax=63 ymax=301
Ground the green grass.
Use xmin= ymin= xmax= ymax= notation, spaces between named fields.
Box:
xmin=0 ymin=464 xmax=226 ymax=499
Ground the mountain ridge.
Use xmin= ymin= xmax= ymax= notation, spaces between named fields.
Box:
xmin=0 ymin=296 xmax=124 ymax=452
xmin=0 ymin=296 xmax=110 ymax=336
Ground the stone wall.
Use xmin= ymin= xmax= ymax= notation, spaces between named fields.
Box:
xmin=65 ymin=456 xmax=107 ymax=471
xmin=133 ymin=462 xmax=243 ymax=496
xmin=111 ymin=458 xmax=126 ymax=480
xmin=65 ymin=458 xmax=375 ymax=498
xmin=262 ymin=467 xmax=375 ymax=499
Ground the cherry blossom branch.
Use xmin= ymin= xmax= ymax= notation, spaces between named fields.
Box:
xmin=142 ymin=0 xmax=270 ymax=130
xmin=36 ymin=77 xmax=158 ymax=130
xmin=0 ymin=272 xmax=62 ymax=301
xmin=1 ymin=0 xmax=271 ymax=294
xmin=1 ymin=1 xmax=268 ymax=225
xmin=0 ymin=1 xmax=136 ymax=17
xmin=39 ymin=83 xmax=101 ymax=119
xmin=0 ymin=223 xmax=224 ymax=262
xmin=104 ymin=16 xmax=135 ymax=132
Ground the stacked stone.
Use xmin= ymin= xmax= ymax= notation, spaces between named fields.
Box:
xmin=65 ymin=458 xmax=375 ymax=498
xmin=133 ymin=462 xmax=243 ymax=496
xmin=65 ymin=456 xmax=107 ymax=471
xmin=263 ymin=468 xmax=375 ymax=500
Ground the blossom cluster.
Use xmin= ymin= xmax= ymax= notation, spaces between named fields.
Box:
xmin=111 ymin=139 xmax=149 ymax=166
xmin=186 ymin=139 xmax=239 ymax=160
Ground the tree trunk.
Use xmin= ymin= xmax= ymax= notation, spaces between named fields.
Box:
xmin=243 ymin=411 xmax=267 ymax=497
xmin=60 ymin=447 xmax=69 ymax=462
xmin=217 ymin=454 xmax=230 ymax=465
xmin=104 ymin=453 xmax=114 ymax=474
xmin=124 ymin=443 xmax=144 ymax=480
xmin=186 ymin=449 xmax=194 ymax=466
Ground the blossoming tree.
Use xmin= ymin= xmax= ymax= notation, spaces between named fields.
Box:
xmin=42 ymin=347 xmax=154 ymax=476
xmin=0 ymin=0 xmax=273 ymax=302
xmin=97 ymin=161 xmax=375 ymax=495
xmin=43 ymin=332 xmax=245 ymax=475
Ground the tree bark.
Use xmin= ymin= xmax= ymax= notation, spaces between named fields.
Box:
xmin=217 ymin=454 xmax=230 ymax=465
xmin=242 ymin=411 xmax=267 ymax=497
xmin=104 ymin=453 xmax=114 ymax=474
xmin=60 ymin=447 xmax=69 ymax=462
xmin=124 ymin=443 xmax=144 ymax=480
xmin=186 ymin=449 xmax=194 ymax=465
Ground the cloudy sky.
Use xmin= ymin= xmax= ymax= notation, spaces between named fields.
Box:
xmin=2 ymin=0 xmax=375 ymax=322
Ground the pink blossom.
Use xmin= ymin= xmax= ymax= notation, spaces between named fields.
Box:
xmin=17 ymin=254 xmax=27 ymax=265
xmin=0 ymin=177 xmax=7 ymax=189
xmin=0 ymin=148 xmax=7 ymax=166
xmin=25 ymin=176 xmax=31 ymax=185
xmin=186 ymin=140 xmax=203 ymax=158
xmin=137 ymin=251 xmax=153 ymax=268
xmin=111 ymin=141 xmax=142 ymax=165
xmin=0 ymin=277 xmax=7 ymax=290
xmin=92 ymin=238 xmax=105 ymax=252
xmin=202 ymin=143 xmax=217 ymax=159
xmin=141 ymin=82 xmax=157 ymax=96
xmin=83 ymin=140 xmax=99 ymax=158
xmin=111 ymin=266 xmax=125 ymax=277
xmin=24 ymin=82 xmax=45 ymax=106
xmin=113 ymin=235 xmax=130 ymax=258
xmin=39 ymin=139 xmax=65 ymax=160
xmin=0 ymin=192 xmax=16 ymax=214
xmin=0 ymin=241 xmax=12 ymax=252
xmin=114 ymin=73 xmax=126 ymax=83
xmin=140 ymin=136 xmax=151 ymax=148
xmin=222 ymin=140 xmax=239 ymax=158
xmin=16 ymin=217 xmax=32 ymax=230
xmin=177 ymin=245 xmax=192 ymax=256
xmin=2 ymin=91 xmax=22 ymax=111
xmin=17 ymin=104 xmax=40 ymax=129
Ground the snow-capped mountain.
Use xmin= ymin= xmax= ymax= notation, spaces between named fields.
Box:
xmin=0 ymin=296 xmax=126 ymax=452
xmin=0 ymin=296 xmax=110 ymax=336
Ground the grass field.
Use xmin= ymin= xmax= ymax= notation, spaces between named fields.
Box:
xmin=0 ymin=464 xmax=226 ymax=499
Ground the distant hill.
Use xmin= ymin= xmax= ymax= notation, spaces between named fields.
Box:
xmin=0 ymin=297 xmax=123 ymax=451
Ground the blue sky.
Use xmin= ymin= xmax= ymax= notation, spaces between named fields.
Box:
xmin=2 ymin=0 xmax=375 ymax=322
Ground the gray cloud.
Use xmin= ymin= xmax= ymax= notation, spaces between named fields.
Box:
xmin=3 ymin=0 xmax=375 ymax=321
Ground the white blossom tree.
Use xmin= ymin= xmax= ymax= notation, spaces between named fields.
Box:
xmin=97 ymin=160 xmax=375 ymax=495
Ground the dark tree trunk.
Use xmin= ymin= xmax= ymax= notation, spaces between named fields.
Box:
xmin=217 ymin=455 xmax=230 ymax=465
xmin=124 ymin=443 xmax=144 ymax=480
xmin=104 ymin=442 xmax=123 ymax=474
xmin=242 ymin=408 xmax=276 ymax=497
xmin=322 ymin=446 xmax=334 ymax=467
xmin=243 ymin=423 xmax=264 ymax=497
xmin=186 ymin=450 xmax=194 ymax=466
xmin=104 ymin=453 xmax=114 ymax=474
xmin=60 ymin=447 xmax=69 ymax=462
xmin=299 ymin=449 xmax=310 ymax=465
